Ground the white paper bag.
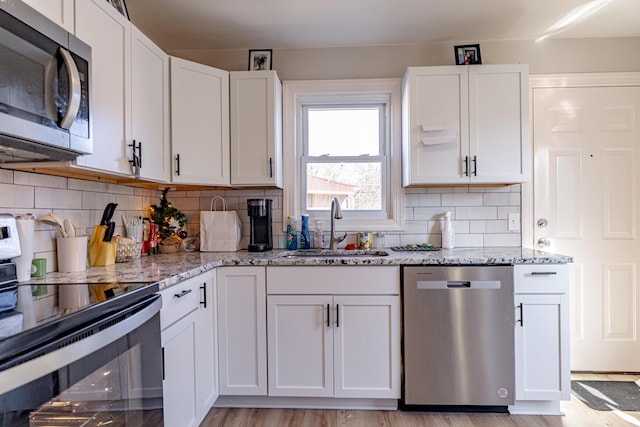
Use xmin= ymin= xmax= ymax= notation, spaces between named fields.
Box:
xmin=200 ymin=196 xmax=242 ymax=252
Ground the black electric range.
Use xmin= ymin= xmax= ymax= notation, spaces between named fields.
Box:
xmin=0 ymin=261 xmax=158 ymax=370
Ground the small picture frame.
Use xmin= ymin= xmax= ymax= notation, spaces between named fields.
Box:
xmin=454 ymin=44 xmax=482 ymax=65
xmin=248 ymin=49 xmax=272 ymax=71
xmin=108 ymin=0 xmax=129 ymax=20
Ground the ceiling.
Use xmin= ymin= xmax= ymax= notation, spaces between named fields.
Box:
xmin=125 ymin=0 xmax=640 ymax=52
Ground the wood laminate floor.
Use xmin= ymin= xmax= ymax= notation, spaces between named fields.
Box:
xmin=201 ymin=374 xmax=640 ymax=427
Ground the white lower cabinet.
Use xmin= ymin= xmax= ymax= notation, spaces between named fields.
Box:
xmin=161 ymin=271 xmax=217 ymax=427
xmin=511 ymin=264 xmax=570 ymax=414
xmin=266 ymin=266 xmax=401 ymax=399
xmin=216 ymin=266 xmax=267 ymax=395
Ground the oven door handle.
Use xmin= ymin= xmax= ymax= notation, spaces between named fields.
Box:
xmin=58 ymin=47 xmax=82 ymax=130
xmin=0 ymin=295 xmax=161 ymax=395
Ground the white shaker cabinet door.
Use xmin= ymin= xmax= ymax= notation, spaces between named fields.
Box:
xmin=230 ymin=70 xmax=283 ymax=187
xmin=514 ymin=293 xmax=570 ymax=401
xmin=162 ymin=310 xmax=198 ymax=427
xmin=170 ymin=57 xmax=230 ymax=185
xmin=75 ymin=0 xmax=133 ymax=176
xmin=131 ymin=26 xmax=170 ymax=183
xmin=468 ymin=65 xmax=529 ymax=184
xmin=267 ymin=295 xmax=334 ymax=397
xmin=334 ymin=295 xmax=401 ymax=399
xmin=216 ymin=267 xmax=267 ymax=395
xmin=402 ymin=66 xmax=468 ymax=185
xmin=22 ymin=0 xmax=74 ymax=32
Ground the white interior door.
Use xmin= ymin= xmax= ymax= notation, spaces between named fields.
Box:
xmin=533 ymin=84 xmax=640 ymax=371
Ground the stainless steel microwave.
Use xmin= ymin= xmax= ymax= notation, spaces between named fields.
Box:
xmin=0 ymin=1 xmax=92 ymax=162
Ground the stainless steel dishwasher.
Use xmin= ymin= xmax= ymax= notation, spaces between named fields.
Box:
xmin=402 ymin=265 xmax=514 ymax=411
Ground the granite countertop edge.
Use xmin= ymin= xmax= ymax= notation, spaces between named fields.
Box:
xmin=28 ymin=247 xmax=573 ymax=290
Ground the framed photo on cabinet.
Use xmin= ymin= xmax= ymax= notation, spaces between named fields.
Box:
xmin=248 ymin=49 xmax=272 ymax=71
xmin=108 ymin=0 xmax=129 ymax=20
xmin=454 ymin=44 xmax=481 ymax=65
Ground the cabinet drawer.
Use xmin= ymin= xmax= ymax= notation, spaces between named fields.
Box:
xmin=160 ymin=278 xmax=201 ymax=329
xmin=267 ymin=266 xmax=400 ymax=295
xmin=514 ymin=264 xmax=569 ymax=294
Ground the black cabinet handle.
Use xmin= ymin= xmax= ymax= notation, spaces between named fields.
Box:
xmin=138 ymin=141 xmax=142 ymax=168
xmin=269 ymin=157 xmax=273 ymax=178
xmin=175 ymin=154 xmax=180 ymax=176
xmin=463 ymin=156 xmax=469 ymax=176
xmin=161 ymin=347 xmax=165 ymax=380
xmin=531 ymin=271 xmax=557 ymax=276
xmin=128 ymin=140 xmax=141 ymax=171
xmin=174 ymin=289 xmax=192 ymax=298
xmin=336 ymin=304 xmax=340 ymax=327
xmin=517 ymin=303 xmax=524 ymax=327
xmin=472 ymin=155 xmax=477 ymax=176
xmin=326 ymin=303 xmax=330 ymax=327
xmin=200 ymin=283 xmax=207 ymax=308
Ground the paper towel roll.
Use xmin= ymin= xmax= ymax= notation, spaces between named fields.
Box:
xmin=14 ymin=215 xmax=35 ymax=282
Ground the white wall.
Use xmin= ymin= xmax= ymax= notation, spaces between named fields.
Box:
xmin=168 ymin=38 xmax=640 ymax=80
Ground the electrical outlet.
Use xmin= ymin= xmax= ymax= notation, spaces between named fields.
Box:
xmin=508 ymin=213 xmax=520 ymax=231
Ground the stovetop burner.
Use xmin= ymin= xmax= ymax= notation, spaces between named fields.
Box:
xmin=0 ymin=280 xmax=158 ymax=368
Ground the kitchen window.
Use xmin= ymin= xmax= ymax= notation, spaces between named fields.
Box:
xmin=283 ymin=79 xmax=404 ymax=231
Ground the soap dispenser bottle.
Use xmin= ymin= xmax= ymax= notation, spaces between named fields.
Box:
xmin=442 ymin=211 xmax=455 ymax=249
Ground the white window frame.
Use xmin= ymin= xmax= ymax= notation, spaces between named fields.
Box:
xmin=283 ymin=79 xmax=404 ymax=232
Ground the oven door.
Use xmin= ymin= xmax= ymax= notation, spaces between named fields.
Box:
xmin=0 ymin=294 xmax=162 ymax=426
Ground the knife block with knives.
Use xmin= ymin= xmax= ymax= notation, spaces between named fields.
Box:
xmin=89 ymin=203 xmax=118 ymax=266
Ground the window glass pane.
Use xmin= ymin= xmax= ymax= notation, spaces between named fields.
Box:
xmin=307 ymin=107 xmax=380 ymax=156
xmin=306 ymin=162 xmax=381 ymax=210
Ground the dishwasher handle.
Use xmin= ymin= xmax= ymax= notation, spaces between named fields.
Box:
xmin=417 ymin=280 xmax=501 ymax=290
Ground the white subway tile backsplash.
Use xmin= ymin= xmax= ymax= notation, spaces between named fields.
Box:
xmin=414 ymin=207 xmax=451 ymax=221
xmin=455 ymin=206 xmax=497 ymax=220
xmin=484 ymin=233 xmax=522 ymax=247
xmin=0 ymin=170 xmax=525 ymax=267
xmin=0 ymin=183 xmax=34 ymax=208
xmin=483 ymin=193 xmax=511 ymax=206
xmin=454 ymin=233 xmax=483 ymax=247
xmin=441 ymin=193 xmax=483 ymax=206
xmin=0 ymin=169 xmax=13 ymax=184
xmin=35 ymin=187 xmax=82 ymax=210
xmin=15 ymin=171 xmax=67 ymax=188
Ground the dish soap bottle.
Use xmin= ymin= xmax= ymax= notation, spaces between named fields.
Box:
xmin=300 ymin=214 xmax=311 ymax=249
xmin=442 ymin=211 xmax=455 ymax=249
xmin=286 ymin=216 xmax=297 ymax=250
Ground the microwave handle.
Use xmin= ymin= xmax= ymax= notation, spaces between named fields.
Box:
xmin=58 ymin=47 xmax=82 ymax=130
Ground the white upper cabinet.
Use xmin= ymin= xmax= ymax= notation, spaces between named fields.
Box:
xmin=402 ymin=64 xmax=529 ymax=186
xmin=170 ymin=57 xmax=230 ymax=185
xmin=230 ymin=71 xmax=283 ymax=187
xmin=131 ymin=26 xmax=171 ymax=182
xmin=22 ymin=0 xmax=74 ymax=32
xmin=74 ymin=0 xmax=133 ymax=176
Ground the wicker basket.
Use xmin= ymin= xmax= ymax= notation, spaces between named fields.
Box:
xmin=116 ymin=240 xmax=143 ymax=263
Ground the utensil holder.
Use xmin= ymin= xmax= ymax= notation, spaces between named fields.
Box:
xmin=57 ymin=236 xmax=88 ymax=272
xmin=88 ymin=225 xmax=116 ymax=266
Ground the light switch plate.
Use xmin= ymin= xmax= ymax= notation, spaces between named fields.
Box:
xmin=508 ymin=213 xmax=520 ymax=231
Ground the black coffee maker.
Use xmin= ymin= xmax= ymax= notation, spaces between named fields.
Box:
xmin=247 ymin=199 xmax=273 ymax=252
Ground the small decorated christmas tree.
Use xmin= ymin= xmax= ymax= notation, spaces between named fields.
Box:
xmin=149 ymin=188 xmax=186 ymax=240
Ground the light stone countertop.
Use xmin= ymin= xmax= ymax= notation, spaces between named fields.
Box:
xmin=28 ymin=247 xmax=573 ymax=290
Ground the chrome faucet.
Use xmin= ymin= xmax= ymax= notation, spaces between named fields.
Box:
xmin=329 ymin=197 xmax=347 ymax=250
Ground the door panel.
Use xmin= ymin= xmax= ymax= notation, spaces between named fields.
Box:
xmin=533 ymin=85 xmax=640 ymax=371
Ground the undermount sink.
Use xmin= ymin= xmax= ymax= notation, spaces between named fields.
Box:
xmin=277 ymin=249 xmax=389 ymax=258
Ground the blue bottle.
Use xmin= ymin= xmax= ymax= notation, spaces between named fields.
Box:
xmin=300 ymin=214 xmax=311 ymax=249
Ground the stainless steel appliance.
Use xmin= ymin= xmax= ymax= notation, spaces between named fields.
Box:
xmin=247 ymin=198 xmax=273 ymax=251
xmin=402 ymin=265 xmax=515 ymax=411
xmin=0 ymin=0 xmax=92 ymax=162
xmin=0 ymin=214 xmax=163 ymax=425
